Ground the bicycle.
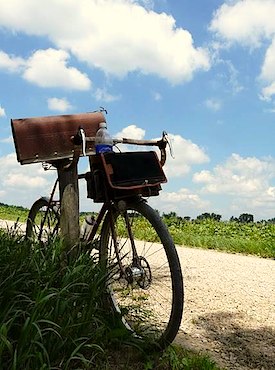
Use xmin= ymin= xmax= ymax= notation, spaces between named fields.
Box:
xmin=26 ymin=129 xmax=184 ymax=349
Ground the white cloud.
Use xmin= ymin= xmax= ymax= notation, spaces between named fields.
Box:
xmin=115 ymin=125 xmax=146 ymax=140
xmin=4 ymin=173 xmax=46 ymax=188
xmin=94 ymin=88 xmax=121 ymax=102
xmin=205 ymin=98 xmax=222 ymax=111
xmin=0 ymin=105 xmax=6 ymax=117
xmin=259 ymin=38 xmax=275 ymax=100
xmin=0 ymin=50 xmax=25 ymax=73
xmin=209 ymin=0 xmax=275 ymax=48
xmin=0 ymin=48 xmax=91 ymax=90
xmin=210 ymin=0 xmax=275 ymax=101
xmin=165 ymin=134 xmax=209 ymax=178
xmin=149 ymin=187 xmax=209 ymax=218
xmin=47 ymin=97 xmax=73 ymax=112
xmin=23 ymin=49 xmax=91 ymax=90
xmin=0 ymin=153 xmax=54 ymax=208
xmin=193 ymin=153 xmax=275 ymax=216
xmin=0 ymin=0 xmax=210 ymax=84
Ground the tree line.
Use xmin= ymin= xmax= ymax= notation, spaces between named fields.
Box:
xmin=162 ymin=211 xmax=275 ymax=224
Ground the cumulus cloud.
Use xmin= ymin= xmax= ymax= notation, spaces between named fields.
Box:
xmin=259 ymin=39 xmax=275 ymax=100
xmin=209 ymin=0 xmax=275 ymax=100
xmin=193 ymin=153 xmax=275 ymax=216
xmin=47 ymin=97 xmax=73 ymax=112
xmin=0 ymin=0 xmax=210 ymax=84
xmin=0 ymin=153 xmax=54 ymax=207
xmin=0 ymin=50 xmax=25 ymax=73
xmin=23 ymin=49 xmax=91 ymax=90
xmin=149 ymin=188 xmax=209 ymax=218
xmin=194 ymin=153 xmax=275 ymax=193
xmin=0 ymin=48 xmax=91 ymax=90
xmin=209 ymin=0 xmax=275 ymax=48
xmin=115 ymin=125 xmax=146 ymax=140
xmin=165 ymin=134 xmax=209 ymax=178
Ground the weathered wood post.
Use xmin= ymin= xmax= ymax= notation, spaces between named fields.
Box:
xmin=57 ymin=160 xmax=80 ymax=254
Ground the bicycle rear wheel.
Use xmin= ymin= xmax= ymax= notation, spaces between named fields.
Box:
xmin=100 ymin=199 xmax=184 ymax=348
xmin=26 ymin=197 xmax=60 ymax=243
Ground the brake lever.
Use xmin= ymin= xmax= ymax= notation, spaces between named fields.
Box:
xmin=162 ymin=131 xmax=174 ymax=159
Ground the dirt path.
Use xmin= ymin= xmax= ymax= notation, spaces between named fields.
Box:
xmin=176 ymin=246 xmax=275 ymax=370
xmin=0 ymin=219 xmax=26 ymax=232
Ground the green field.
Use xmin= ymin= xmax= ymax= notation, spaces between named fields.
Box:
xmin=165 ymin=217 xmax=275 ymax=258
xmin=0 ymin=203 xmax=29 ymax=222
xmin=0 ymin=202 xmax=274 ymax=258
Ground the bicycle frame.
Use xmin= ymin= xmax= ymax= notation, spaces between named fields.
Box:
xmin=39 ymin=172 xmax=140 ymax=265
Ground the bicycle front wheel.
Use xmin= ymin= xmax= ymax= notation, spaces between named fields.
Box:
xmin=26 ymin=197 xmax=60 ymax=243
xmin=100 ymin=199 xmax=184 ymax=348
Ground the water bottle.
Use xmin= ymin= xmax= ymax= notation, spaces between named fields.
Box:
xmin=80 ymin=214 xmax=94 ymax=240
xmin=95 ymin=122 xmax=113 ymax=154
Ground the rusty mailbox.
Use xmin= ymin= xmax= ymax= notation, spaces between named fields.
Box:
xmin=11 ymin=111 xmax=106 ymax=165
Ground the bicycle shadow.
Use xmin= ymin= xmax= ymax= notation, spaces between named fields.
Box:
xmin=177 ymin=311 xmax=275 ymax=369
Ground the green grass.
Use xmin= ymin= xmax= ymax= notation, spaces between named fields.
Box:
xmin=0 ymin=203 xmax=29 ymax=223
xmin=0 ymin=228 xmax=222 ymax=370
xmin=0 ymin=229 xmax=125 ymax=369
xmin=166 ymin=219 xmax=275 ymax=258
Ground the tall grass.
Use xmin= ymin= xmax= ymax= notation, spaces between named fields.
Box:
xmin=0 ymin=228 xmax=222 ymax=370
xmin=0 ymin=229 xmax=131 ymax=369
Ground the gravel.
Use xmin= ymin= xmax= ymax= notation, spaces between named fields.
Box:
xmin=175 ymin=245 xmax=275 ymax=370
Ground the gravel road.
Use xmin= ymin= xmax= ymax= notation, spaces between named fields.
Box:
xmin=176 ymin=246 xmax=275 ymax=370
xmin=1 ymin=219 xmax=274 ymax=369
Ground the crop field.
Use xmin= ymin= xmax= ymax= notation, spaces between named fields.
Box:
xmin=164 ymin=217 xmax=275 ymax=258
xmin=0 ymin=203 xmax=29 ymax=222
xmin=0 ymin=203 xmax=274 ymax=258
xmin=126 ymin=215 xmax=275 ymax=259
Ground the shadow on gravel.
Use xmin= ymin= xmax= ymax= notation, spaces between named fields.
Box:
xmin=179 ymin=311 xmax=275 ymax=370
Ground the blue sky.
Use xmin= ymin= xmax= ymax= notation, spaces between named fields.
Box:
xmin=1 ymin=0 xmax=275 ymax=220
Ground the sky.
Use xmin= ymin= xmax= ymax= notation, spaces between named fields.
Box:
xmin=0 ymin=0 xmax=275 ymax=221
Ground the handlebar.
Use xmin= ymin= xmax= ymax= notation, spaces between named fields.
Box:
xmin=58 ymin=129 xmax=169 ymax=171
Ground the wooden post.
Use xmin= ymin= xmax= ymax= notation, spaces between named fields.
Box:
xmin=57 ymin=161 xmax=80 ymax=255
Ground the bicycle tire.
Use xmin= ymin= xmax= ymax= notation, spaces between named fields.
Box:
xmin=100 ymin=199 xmax=184 ymax=348
xmin=26 ymin=197 xmax=60 ymax=243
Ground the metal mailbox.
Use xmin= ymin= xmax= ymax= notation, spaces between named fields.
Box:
xmin=11 ymin=112 xmax=105 ymax=165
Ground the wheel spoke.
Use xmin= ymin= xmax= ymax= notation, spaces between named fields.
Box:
xmin=100 ymin=200 xmax=183 ymax=348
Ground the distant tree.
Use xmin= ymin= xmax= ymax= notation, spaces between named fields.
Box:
xmin=197 ymin=212 xmax=221 ymax=221
xmin=162 ymin=211 xmax=182 ymax=225
xmin=239 ymin=213 xmax=254 ymax=223
xmin=163 ymin=211 xmax=177 ymax=219
xmin=230 ymin=216 xmax=239 ymax=222
xmin=183 ymin=216 xmax=191 ymax=222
